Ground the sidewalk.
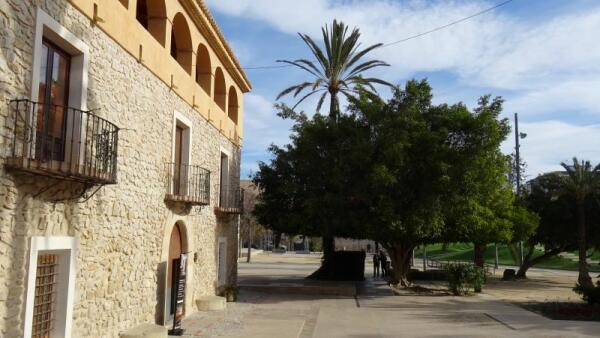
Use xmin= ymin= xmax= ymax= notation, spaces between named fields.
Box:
xmin=171 ymin=255 xmax=600 ymax=337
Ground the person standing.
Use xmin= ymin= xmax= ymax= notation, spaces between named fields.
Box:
xmin=380 ymin=250 xmax=388 ymax=277
xmin=373 ymin=252 xmax=380 ymax=277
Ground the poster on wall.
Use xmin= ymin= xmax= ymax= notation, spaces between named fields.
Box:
xmin=169 ymin=253 xmax=187 ymax=336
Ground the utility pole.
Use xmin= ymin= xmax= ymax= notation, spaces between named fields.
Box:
xmin=514 ymin=113 xmax=524 ymax=266
xmin=422 ymin=245 xmax=427 ymax=272
xmin=494 ymin=243 xmax=499 ymax=269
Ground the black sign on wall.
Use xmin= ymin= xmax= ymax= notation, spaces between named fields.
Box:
xmin=169 ymin=253 xmax=187 ymax=336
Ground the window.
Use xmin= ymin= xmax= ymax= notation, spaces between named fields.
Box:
xmin=32 ymin=254 xmax=58 ymax=338
xmin=227 ymin=86 xmax=239 ymax=124
xmin=214 ymin=68 xmax=226 ymax=111
xmin=24 ymin=237 xmax=77 ymax=338
xmin=135 ymin=0 xmax=148 ymax=28
xmin=195 ymin=44 xmax=212 ymax=96
xmin=135 ymin=0 xmax=167 ymax=46
xmin=35 ymin=40 xmax=71 ymax=162
xmin=169 ymin=112 xmax=192 ymax=196
xmin=170 ymin=13 xmax=193 ymax=74
xmin=30 ymin=8 xmax=89 ymax=165
xmin=219 ymin=152 xmax=229 ymax=207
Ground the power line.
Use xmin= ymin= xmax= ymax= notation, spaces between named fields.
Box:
xmin=225 ymin=0 xmax=515 ymax=71
xmin=382 ymin=0 xmax=514 ymax=47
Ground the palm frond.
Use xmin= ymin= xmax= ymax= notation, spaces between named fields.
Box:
xmin=345 ymin=42 xmax=384 ymax=71
xmin=295 ymin=59 xmax=326 ymax=78
xmin=277 ymin=60 xmax=323 ymax=79
xmin=299 ymin=33 xmax=330 ymax=74
xmin=277 ymin=84 xmax=307 ymax=100
xmin=316 ymin=91 xmax=328 ymax=113
xmin=346 ymin=60 xmax=390 ymax=79
xmin=355 ymin=77 xmax=395 ymax=88
xmin=293 ymin=82 xmax=316 ymax=98
xmin=292 ymin=89 xmax=326 ymax=110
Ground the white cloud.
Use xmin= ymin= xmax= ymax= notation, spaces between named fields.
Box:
xmin=501 ymin=121 xmax=600 ymax=178
xmin=506 ymin=79 xmax=600 ymax=116
xmin=242 ymin=93 xmax=293 ymax=153
xmin=207 ymin=0 xmax=600 ymax=91
xmin=208 ymin=1 xmax=600 ymax=177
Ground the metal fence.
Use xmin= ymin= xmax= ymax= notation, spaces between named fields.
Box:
xmin=217 ymin=184 xmax=243 ymax=213
xmin=165 ymin=163 xmax=211 ymax=205
xmin=7 ymin=99 xmax=119 ymax=184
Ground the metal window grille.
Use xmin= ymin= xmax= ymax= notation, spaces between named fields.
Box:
xmin=31 ymin=254 xmax=58 ymax=338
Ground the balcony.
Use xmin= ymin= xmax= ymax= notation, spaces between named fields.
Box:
xmin=165 ymin=163 xmax=210 ymax=205
xmin=5 ymin=99 xmax=119 ymax=184
xmin=215 ymin=185 xmax=243 ymax=214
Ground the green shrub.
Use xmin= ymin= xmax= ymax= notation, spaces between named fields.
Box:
xmin=445 ymin=263 xmax=486 ymax=295
xmin=573 ymin=281 xmax=600 ymax=305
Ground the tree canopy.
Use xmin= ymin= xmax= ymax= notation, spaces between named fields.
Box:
xmin=254 ymin=79 xmax=536 ymax=284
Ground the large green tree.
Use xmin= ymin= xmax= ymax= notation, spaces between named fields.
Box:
xmin=559 ymin=158 xmax=600 ymax=288
xmin=349 ymin=81 xmax=534 ymax=282
xmin=253 ymin=105 xmax=370 ymax=277
xmin=516 ymin=173 xmax=578 ymax=278
xmin=255 ymin=80 xmax=532 ymax=284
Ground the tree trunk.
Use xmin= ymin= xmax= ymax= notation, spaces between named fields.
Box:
xmin=386 ymin=243 xmax=414 ymax=287
xmin=576 ymin=203 xmax=593 ymax=288
xmin=517 ymin=245 xmax=566 ymax=279
xmin=329 ymin=92 xmax=338 ymax=120
xmin=246 ymin=224 xmax=252 ymax=263
xmin=322 ymin=235 xmax=335 ymax=263
xmin=473 ymin=243 xmax=486 ymax=268
xmin=274 ymin=231 xmax=282 ymax=249
xmin=307 ymin=235 xmax=337 ymax=280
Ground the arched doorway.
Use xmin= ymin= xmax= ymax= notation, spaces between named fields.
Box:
xmin=166 ymin=223 xmax=186 ymax=322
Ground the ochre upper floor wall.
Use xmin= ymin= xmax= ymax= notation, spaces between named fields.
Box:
xmin=67 ymin=0 xmax=251 ymax=144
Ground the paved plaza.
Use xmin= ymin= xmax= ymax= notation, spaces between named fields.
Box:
xmin=172 ymin=254 xmax=600 ymax=337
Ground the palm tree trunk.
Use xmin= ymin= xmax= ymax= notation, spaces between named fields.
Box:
xmin=577 ymin=203 xmax=593 ymax=288
xmin=329 ymin=92 xmax=338 ymax=120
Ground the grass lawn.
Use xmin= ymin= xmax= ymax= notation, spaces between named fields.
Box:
xmin=414 ymin=243 xmax=600 ymax=273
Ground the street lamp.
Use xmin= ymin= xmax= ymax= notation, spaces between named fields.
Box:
xmin=514 ymin=113 xmax=527 ymax=266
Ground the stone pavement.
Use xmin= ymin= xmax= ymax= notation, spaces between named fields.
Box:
xmin=170 ymin=254 xmax=600 ymax=337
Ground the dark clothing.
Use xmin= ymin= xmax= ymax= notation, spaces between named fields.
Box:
xmin=380 ymin=253 xmax=388 ymax=277
xmin=372 ymin=254 xmax=380 ymax=277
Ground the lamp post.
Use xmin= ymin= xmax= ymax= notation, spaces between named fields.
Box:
xmin=514 ymin=113 xmax=527 ymax=266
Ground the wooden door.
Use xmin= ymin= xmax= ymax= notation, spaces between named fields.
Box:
xmin=36 ymin=39 xmax=70 ymax=161
xmin=173 ymin=126 xmax=184 ymax=195
xmin=167 ymin=224 xmax=182 ymax=316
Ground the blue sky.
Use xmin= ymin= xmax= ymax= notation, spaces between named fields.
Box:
xmin=205 ymin=0 xmax=600 ymax=181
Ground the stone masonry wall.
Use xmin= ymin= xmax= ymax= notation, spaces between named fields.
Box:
xmin=0 ymin=1 xmax=241 ymax=337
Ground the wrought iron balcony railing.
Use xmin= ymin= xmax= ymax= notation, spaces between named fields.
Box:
xmin=165 ymin=163 xmax=210 ymax=205
xmin=215 ymin=184 xmax=243 ymax=214
xmin=5 ymin=99 xmax=119 ymax=184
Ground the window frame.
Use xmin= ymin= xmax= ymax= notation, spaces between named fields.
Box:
xmin=171 ymin=111 xmax=193 ymax=196
xmin=24 ymin=237 xmax=78 ymax=338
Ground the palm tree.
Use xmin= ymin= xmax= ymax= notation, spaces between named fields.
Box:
xmin=277 ymin=20 xmax=393 ymax=119
xmin=559 ymin=157 xmax=600 ymax=288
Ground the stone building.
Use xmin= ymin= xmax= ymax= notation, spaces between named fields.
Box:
xmin=0 ymin=0 xmax=250 ymax=337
